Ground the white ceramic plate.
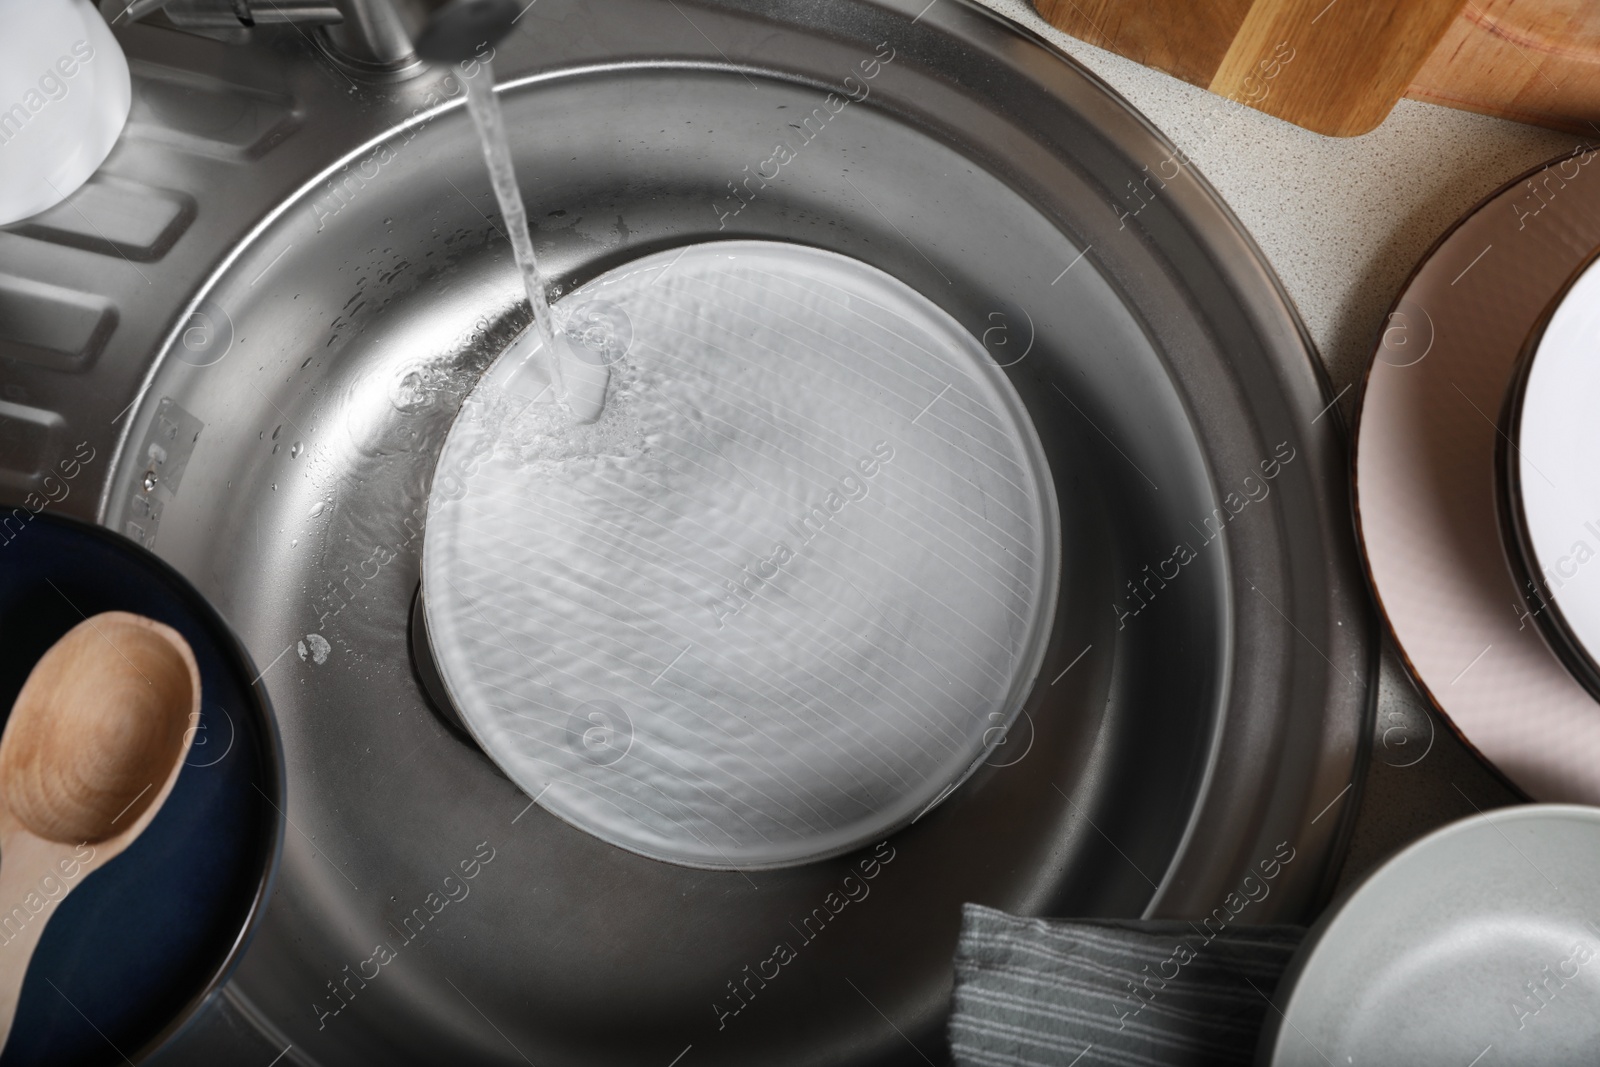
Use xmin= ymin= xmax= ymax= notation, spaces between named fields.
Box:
xmin=1503 ymin=253 xmax=1600 ymax=701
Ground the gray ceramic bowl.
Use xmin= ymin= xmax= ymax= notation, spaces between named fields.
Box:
xmin=1263 ymin=804 xmax=1600 ymax=1066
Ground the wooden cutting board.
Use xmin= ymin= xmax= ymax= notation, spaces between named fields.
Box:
xmin=1032 ymin=0 xmax=1600 ymax=137
xmin=1410 ymin=0 xmax=1600 ymax=137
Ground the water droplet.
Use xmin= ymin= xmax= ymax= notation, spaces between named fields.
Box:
xmin=272 ymin=425 xmax=281 ymax=440
xmin=142 ymin=472 xmax=157 ymax=491
xmin=272 ymin=443 xmax=280 ymax=454
xmin=291 ymin=441 xmax=303 ymax=458
xmin=309 ymin=500 xmax=328 ymax=517
xmin=271 ymin=483 xmax=277 ymax=491
xmin=291 ymin=539 xmax=298 ymax=547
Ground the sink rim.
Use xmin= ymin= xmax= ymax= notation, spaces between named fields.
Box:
xmin=93 ymin=0 xmax=1376 ymax=1061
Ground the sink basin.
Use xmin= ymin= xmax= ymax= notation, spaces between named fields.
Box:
xmin=1 ymin=0 xmax=1372 ymax=1063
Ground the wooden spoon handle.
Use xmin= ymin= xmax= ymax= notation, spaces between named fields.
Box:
xmin=0 ymin=826 xmax=97 ymax=1052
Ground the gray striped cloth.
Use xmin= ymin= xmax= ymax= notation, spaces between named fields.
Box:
xmin=949 ymin=904 xmax=1305 ymax=1067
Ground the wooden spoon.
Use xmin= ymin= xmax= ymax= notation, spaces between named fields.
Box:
xmin=0 ymin=612 xmax=198 ymax=1050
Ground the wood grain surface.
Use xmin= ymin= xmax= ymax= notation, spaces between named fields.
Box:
xmin=1031 ymin=0 xmax=1254 ymax=86
xmin=1030 ymin=0 xmax=1600 ymax=137
xmin=1410 ymin=0 xmax=1600 ymax=136
xmin=1210 ymin=0 xmax=1466 ymax=135
xmin=0 ymin=612 xmax=198 ymax=1051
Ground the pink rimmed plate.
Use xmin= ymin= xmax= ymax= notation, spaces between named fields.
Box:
xmin=1353 ymin=146 xmax=1600 ymax=802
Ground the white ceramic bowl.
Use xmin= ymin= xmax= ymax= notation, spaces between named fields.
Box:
xmin=0 ymin=0 xmax=131 ymax=226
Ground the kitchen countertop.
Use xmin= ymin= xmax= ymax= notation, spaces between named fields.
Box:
xmin=975 ymin=0 xmax=1576 ymax=890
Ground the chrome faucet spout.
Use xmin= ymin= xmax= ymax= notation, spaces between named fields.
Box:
xmin=404 ymin=0 xmax=522 ymax=63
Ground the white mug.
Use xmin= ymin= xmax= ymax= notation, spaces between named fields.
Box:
xmin=0 ymin=0 xmax=131 ymax=226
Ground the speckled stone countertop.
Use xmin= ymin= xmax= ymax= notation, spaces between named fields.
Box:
xmin=973 ymin=0 xmax=1578 ymax=892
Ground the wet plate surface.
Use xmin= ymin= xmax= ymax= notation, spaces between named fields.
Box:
xmin=423 ymin=241 xmax=1058 ymax=869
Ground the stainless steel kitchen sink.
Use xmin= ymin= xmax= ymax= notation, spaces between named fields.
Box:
xmin=0 ymin=1 xmax=1374 ymax=1064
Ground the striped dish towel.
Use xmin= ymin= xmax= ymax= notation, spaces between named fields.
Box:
xmin=949 ymin=904 xmax=1305 ymax=1067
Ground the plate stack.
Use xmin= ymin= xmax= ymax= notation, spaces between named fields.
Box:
xmin=1268 ymin=148 xmax=1600 ymax=1065
xmin=1356 ymin=145 xmax=1600 ymax=803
